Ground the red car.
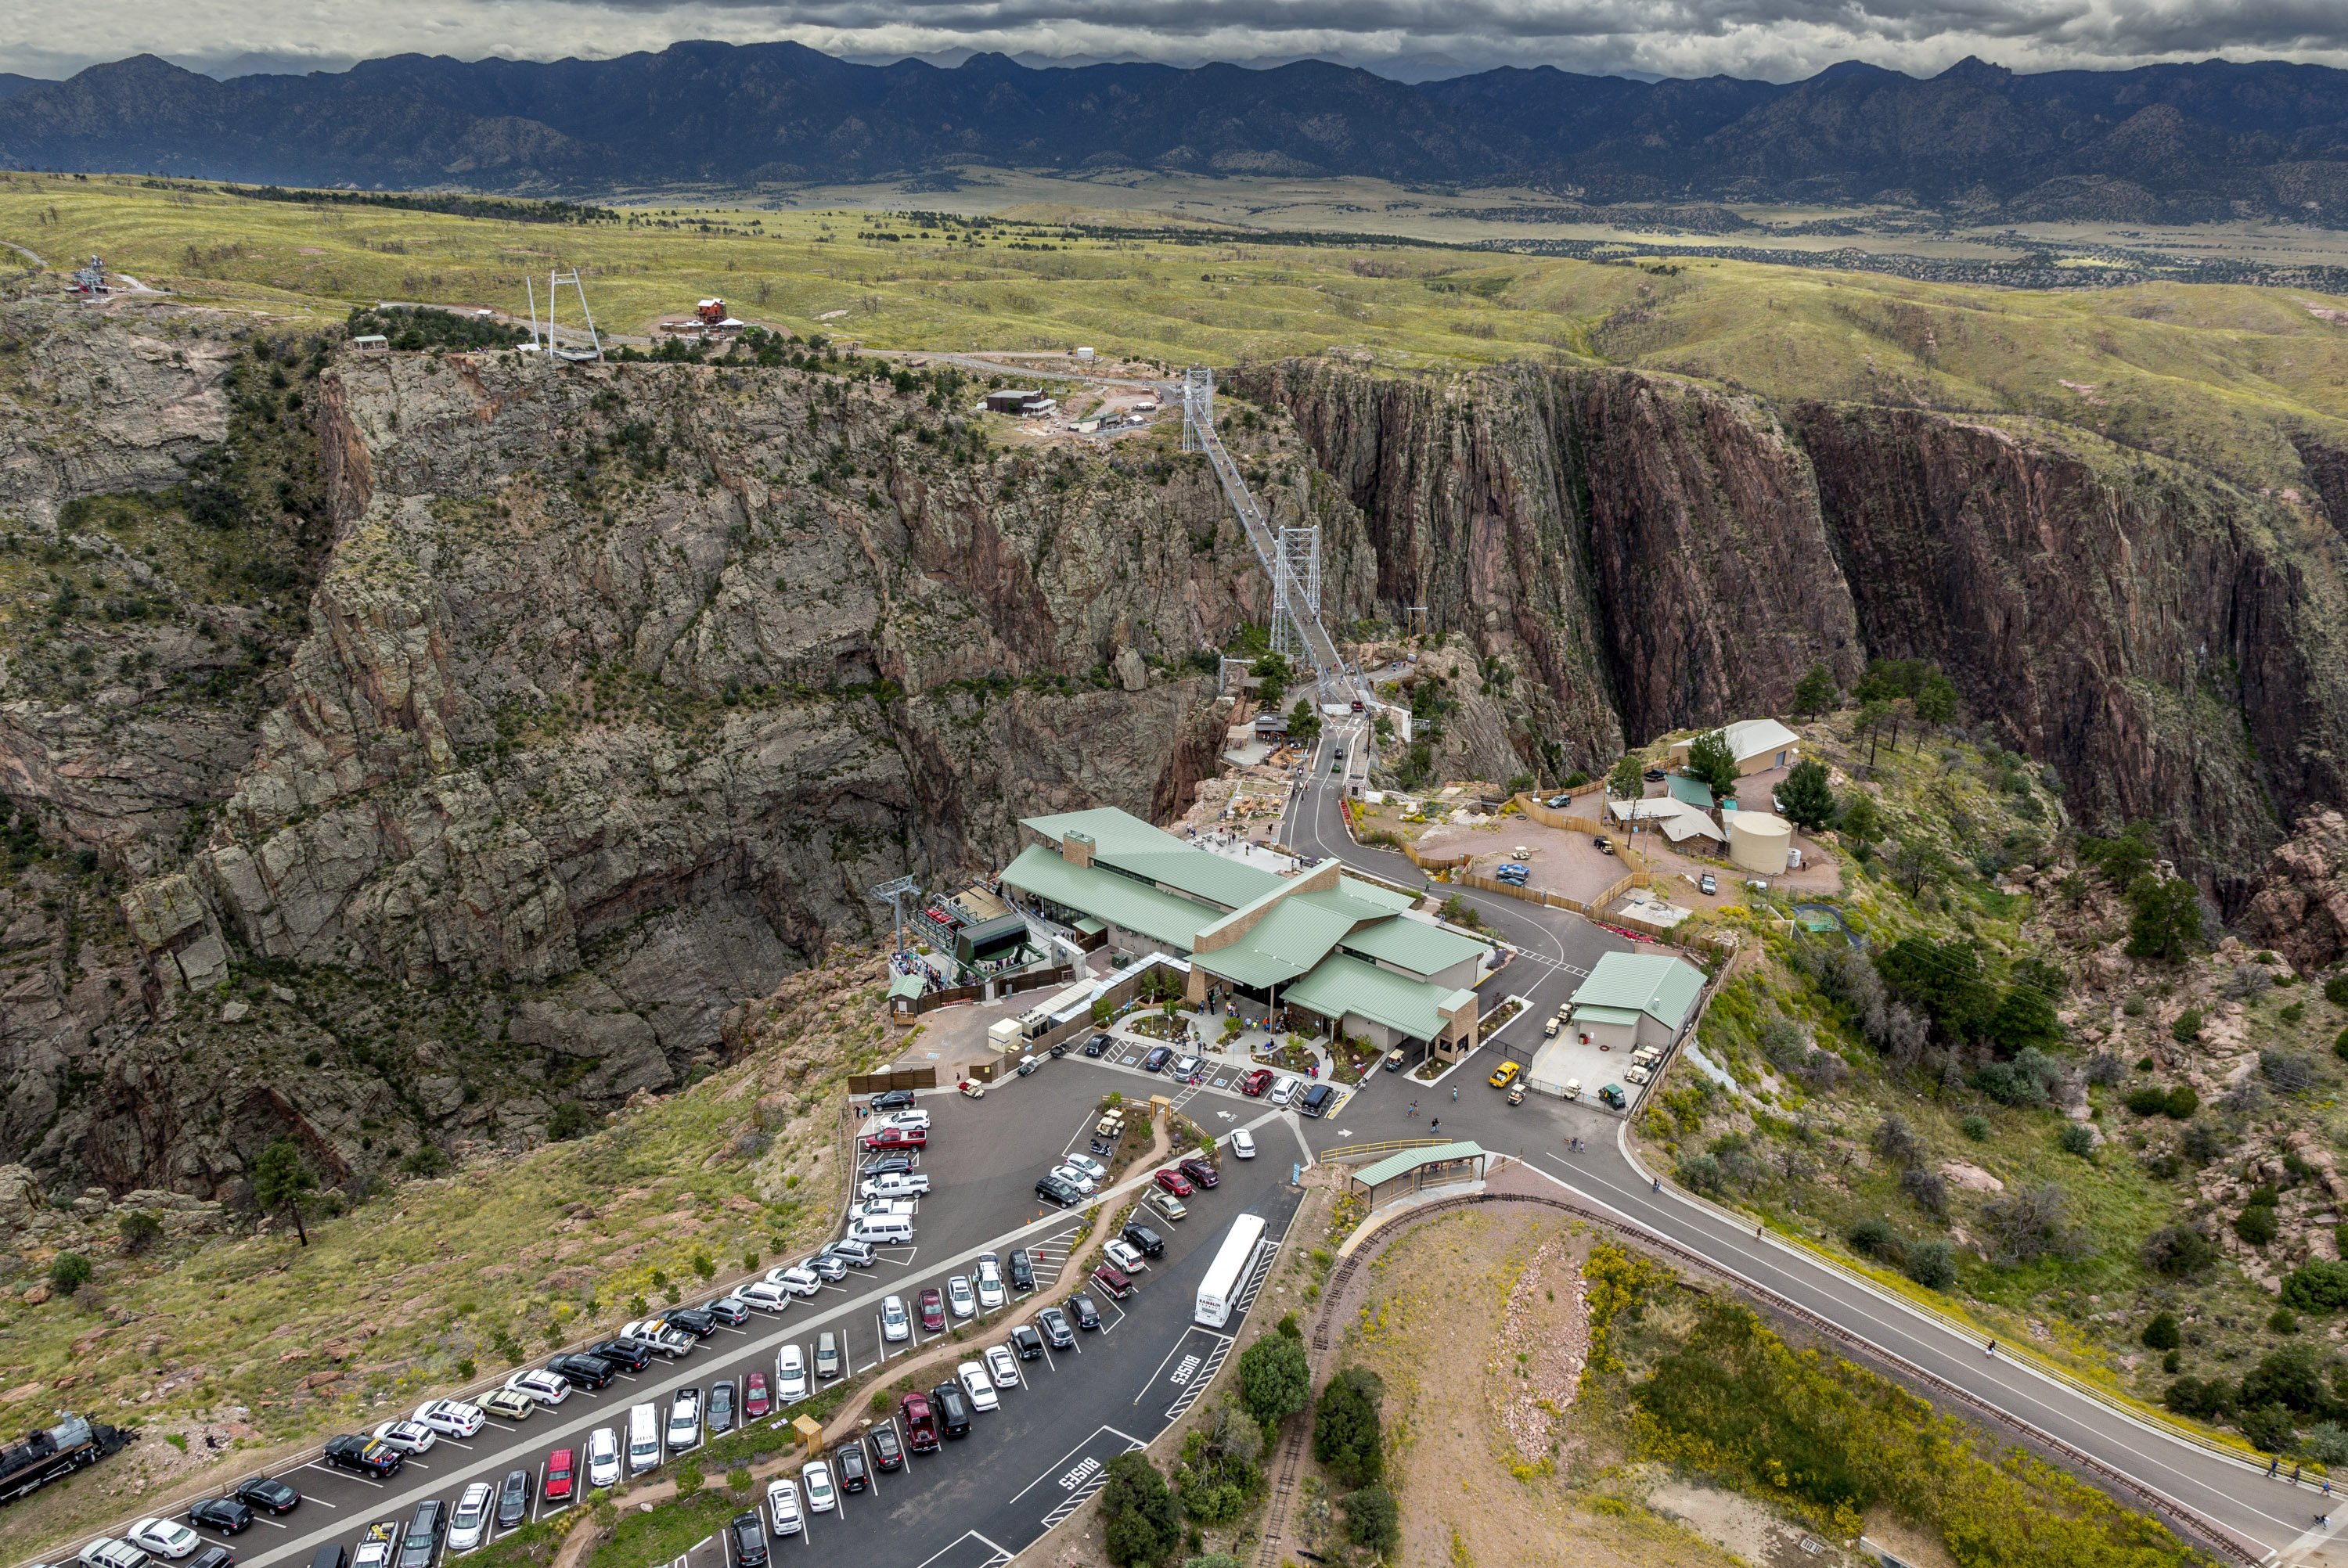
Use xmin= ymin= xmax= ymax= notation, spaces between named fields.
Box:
xmin=862 ymin=1125 xmax=927 ymax=1153
xmin=744 ymin=1372 xmax=771 ymax=1419
xmin=1240 ymin=1068 xmax=1273 ymax=1097
xmin=899 ymin=1392 xmax=940 ymax=1453
xmin=918 ymin=1287 xmax=946 ymax=1332
xmin=545 ymin=1448 xmax=575 ymax=1505
xmin=1153 ymin=1167 xmax=1194 ymax=1197
xmin=1178 ymin=1157 xmax=1219 ymax=1190
xmin=1089 ymin=1263 xmax=1133 ymax=1300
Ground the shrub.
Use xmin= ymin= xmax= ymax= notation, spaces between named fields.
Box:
xmin=2338 ymin=1026 xmax=2348 ymax=1062
xmin=2163 ymin=1376 xmax=2236 ymax=1420
xmin=48 ymin=1253 xmax=92 ymax=1293
xmin=728 ymin=1467 xmax=752 ymax=1494
xmin=1237 ymin=1333 xmax=1310 ymax=1425
xmin=2281 ymin=1258 xmax=2348 ymax=1312
xmin=675 ymin=1465 xmax=703 ymax=1499
xmin=1675 ymin=1153 xmax=1726 ymax=1196
xmin=1979 ymin=1184 xmax=2084 ymax=1265
xmin=2242 ymin=1403 xmax=2299 ymax=1453
xmin=2328 ymin=975 xmax=2348 ymax=1008
xmin=2243 ymin=1341 xmax=2334 ymax=1413
xmin=2235 ymin=1204 xmax=2281 ymax=1246
xmin=2262 ymin=1052 xmax=2316 ymax=1095
xmin=2124 ymin=1086 xmax=2169 ymax=1116
xmin=2141 ymin=1312 xmax=2182 ymax=1351
xmin=1903 ymin=1239 xmax=1957 ymax=1290
xmin=2270 ymin=1308 xmax=2301 ymax=1335
xmin=2171 ymin=1009 xmax=2204 ymax=1044
xmin=1847 ymin=1217 xmax=1900 ymax=1260
xmin=1313 ymin=1366 xmax=1385 ymax=1488
xmin=1100 ymin=1452 xmax=1181 ymax=1567
xmin=1341 ymin=1483 xmax=1400 ymax=1555
xmin=2058 ymin=1123 xmax=2096 ymax=1158
xmin=2181 ymin=1120 xmax=2225 ymax=1163
xmin=1973 ymin=1048 xmax=2062 ymax=1106
xmin=2306 ymin=1422 xmax=2348 ymax=1466
xmin=2163 ymin=1349 xmax=2182 ymax=1373
xmin=117 ymin=1211 xmax=164 ymax=1256
xmin=547 ymin=1101 xmax=592 ymax=1140
xmin=1899 ymin=1164 xmax=1948 ymax=1219
xmin=2163 ymin=1084 xmax=2200 ymax=1119
xmin=1961 ymin=1114 xmax=1990 ymax=1142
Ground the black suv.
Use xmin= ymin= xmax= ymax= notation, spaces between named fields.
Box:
xmin=1084 ymin=1034 xmax=1111 ymax=1057
xmin=1010 ymin=1325 xmax=1045 ymax=1360
xmin=1068 ymin=1295 xmax=1101 ymax=1331
xmin=870 ymin=1423 xmax=903 ymax=1472
xmin=189 ymin=1498 xmax=252 ymax=1535
xmin=870 ymin=1088 xmax=916 ymax=1112
xmin=1008 ymin=1250 xmax=1035 ymax=1290
xmin=1142 ymin=1045 xmax=1173 ymax=1073
xmin=233 ymin=1478 xmax=300 ymax=1516
xmin=931 ymin=1381 xmax=973 ymax=1439
xmin=548 ymin=1354 xmax=616 ymax=1390
xmin=397 ymin=1501 xmax=444 ymax=1568
xmin=860 ymin=1154 xmax=915 ymax=1178
xmin=586 ymin=1338 xmax=654 ymax=1372
xmin=495 ymin=1469 xmax=534 ymax=1530
xmin=729 ymin=1512 xmax=768 ymax=1568
xmin=1121 ymin=1222 xmax=1165 ymax=1257
xmin=833 ymin=1439 xmax=869 ymax=1494
xmin=323 ymin=1436 xmax=402 ymax=1478
xmin=707 ymin=1379 xmax=736 ymax=1437
xmin=1299 ymin=1083 xmax=1336 ymax=1118
xmin=664 ymin=1306 xmax=718 ymax=1337
xmin=1035 ymin=1174 xmax=1081 ymax=1207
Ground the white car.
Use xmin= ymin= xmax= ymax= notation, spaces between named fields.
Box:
xmin=586 ymin=1426 xmax=621 ymax=1491
xmin=946 ymin=1275 xmax=977 ymax=1318
xmin=974 ymin=1255 xmax=1005 ymax=1311
xmin=880 ymin=1294 xmax=910 ymax=1342
xmin=776 ymin=1343 xmax=808 ymax=1403
xmin=876 ymin=1108 xmax=931 ymax=1132
xmin=505 ymin=1368 xmax=571 ymax=1405
xmin=1104 ymin=1239 xmax=1146 ymax=1274
xmin=126 ymin=1520 xmax=199 ymax=1560
xmin=767 ymin=1476 xmax=802 ymax=1537
xmin=1048 ymin=1163 xmax=1099 ymax=1195
xmin=1269 ymin=1077 xmax=1298 ymax=1107
xmin=1231 ymin=1129 xmax=1256 ymax=1160
xmin=447 ymin=1483 xmax=494 ymax=1552
xmin=619 ymin=1319 xmax=694 ymax=1356
xmin=665 ymin=1388 xmax=701 ymax=1451
xmin=412 ymin=1398 xmax=486 ymax=1438
xmin=1061 ymin=1153 xmax=1110 ymax=1185
xmin=956 ymin=1361 xmax=999 ymax=1412
xmin=802 ymin=1460 xmax=837 ymax=1513
xmin=79 ymin=1541 xmax=147 ymax=1568
xmin=369 ymin=1419 xmax=437 ymax=1455
xmin=982 ymin=1344 xmax=1020 ymax=1389
xmin=740 ymin=1281 xmax=792 ymax=1313
xmin=850 ymin=1198 xmax=915 ymax=1221
xmin=766 ymin=1264 xmax=824 ymax=1297
xmin=858 ymin=1172 xmax=929 ymax=1198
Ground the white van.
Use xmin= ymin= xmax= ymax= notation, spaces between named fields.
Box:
xmin=848 ymin=1214 xmax=913 ymax=1245
xmin=626 ymin=1404 xmax=661 ymax=1475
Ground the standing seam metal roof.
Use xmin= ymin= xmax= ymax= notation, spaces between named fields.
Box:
xmin=998 ymin=843 xmax=1219 ymax=951
xmin=1568 ymin=951 xmax=1705 ymax=1030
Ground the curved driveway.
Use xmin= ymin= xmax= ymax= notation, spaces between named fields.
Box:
xmin=1277 ymin=720 xmax=2310 ymax=1564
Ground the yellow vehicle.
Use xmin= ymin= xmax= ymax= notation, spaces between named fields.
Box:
xmin=1488 ymin=1060 xmax=1522 ymax=1090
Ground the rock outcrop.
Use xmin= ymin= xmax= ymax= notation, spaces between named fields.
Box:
xmin=2238 ymin=809 xmax=2348 ymax=973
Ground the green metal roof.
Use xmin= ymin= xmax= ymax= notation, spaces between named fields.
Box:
xmin=1194 ymin=895 xmax=1359 ymax=989
xmin=1072 ymin=916 xmax=1106 ymax=936
xmin=1339 ymin=913 xmax=1488 ymax=980
xmin=1568 ymin=1004 xmax=1644 ymax=1027
xmin=1022 ymin=805 xmax=1286 ymax=909
xmin=1334 ymin=876 xmax=1417 ymax=915
xmin=1570 ymin=952 xmax=1705 ymax=1031
xmin=999 ymin=843 xmax=1218 ymax=951
xmin=887 ymin=973 xmax=926 ymax=1001
xmin=1666 ymin=774 xmax=1715 ymax=811
xmin=1352 ymin=1141 xmax=1485 ymax=1189
xmin=1283 ymin=954 xmax=1461 ymax=1042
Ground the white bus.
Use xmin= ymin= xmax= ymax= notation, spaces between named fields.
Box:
xmin=1194 ymin=1213 xmax=1268 ymax=1328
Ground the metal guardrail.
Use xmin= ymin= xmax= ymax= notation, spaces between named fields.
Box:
xmin=1312 ymin=1190 xmax=2263 ymax=1567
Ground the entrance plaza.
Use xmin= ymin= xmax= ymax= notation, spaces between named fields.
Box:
xmin=999 ymin=806 xmax=1498 ymax=1063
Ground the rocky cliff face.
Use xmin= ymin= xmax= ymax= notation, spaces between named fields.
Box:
xmin=1245 ymin=358 xmax=2348 ymax=895
xmin=2 ymin=318 xmax=1340 ymax=1197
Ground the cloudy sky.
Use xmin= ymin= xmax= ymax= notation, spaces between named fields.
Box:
xmin=3 ymin=0 xmax=2346 ymax=85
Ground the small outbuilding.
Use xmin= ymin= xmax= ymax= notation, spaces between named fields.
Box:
xmin=1348 ymin=1140 xmax=1488 ymax=1208
xmin=1566 ymin=951 xmax=1705 ymax=1052
xmin=985 ymin=389 xmax=1045 ymax=415
xmin=1669 ymin=718 xmax=1800 ymax=776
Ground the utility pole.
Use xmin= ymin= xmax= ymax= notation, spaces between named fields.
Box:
xmin=871 ymin=876 xmax=920 ymax=954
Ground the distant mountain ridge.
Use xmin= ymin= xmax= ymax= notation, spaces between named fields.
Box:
xmin=3 ymin=43 xmax=2347 ymax=221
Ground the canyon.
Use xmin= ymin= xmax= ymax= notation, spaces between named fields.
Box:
xmin=4 ymin=299 xmax=2346 ymax=1204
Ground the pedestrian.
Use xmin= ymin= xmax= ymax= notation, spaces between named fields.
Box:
xmin=1651 ymin=1176 xmax=1660 ymax=1192
xmin=1452 ymin=1085 xmax=1459 ymax=1102
xmin=2296 ymin=1466 xmax=2305 ymax=1487
xmin=2271 ymin=1457 xmax=2284 ymax=1479
xmin=1986 ymin=1340 xmax=1998 ymax=1359
xmin=1431 ymin=1119 xmax=1440 ymax=1135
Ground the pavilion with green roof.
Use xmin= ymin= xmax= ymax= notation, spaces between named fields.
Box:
xmin=999 ymin=806 xmax=1492 ymax=1062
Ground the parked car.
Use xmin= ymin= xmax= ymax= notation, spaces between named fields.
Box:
xmin=1008 ymin=1250 xmax=1036 ymax=1291
xmin=445 ymin=1484 xmax=493 ymax=1553
xmin=880 ymin=1295 xmax=910 ymax=1341
xmin=503 ymin=1369 xmax=571 ymax=1405
xmin=1121 ymin=1221 xmax=1165 ymax=1257
xmin=548 ymin=1354 xmax=617 ymax=1391
xmin=739 ymin=1282 xmax=791 ymax=1313
xmin=859 ymin=1154 xmax=915 ymax=1178
xmin=1178 ymin=1156 xmax=1219 ymax=1189
xmin=398 ymin=1501 xmax=445 ymax=1568
xmin=1232 ymin=1129 xmax=1257 ymax=1160
xmin=983 ymin=1344 xmax=1021 ymax=1387
xmin=956 ymin=1361 xmax=999 ymax=1412
xmin=877 ymin=1107 xmax=932 ymax=1131
xmin=478 ymin=1386 xmax=535 ymax=1420
xmin=323 ymin=1436 xmax=403 ymax=1478
xmin=707 ymin=1379 xmax=736 ymax=1437
xmin=1035 ymin=1174 xmax=1082 ymax=1207
xmin=1048 ymin=1163 xmax=1099 ymax=1195
xmin=1141 ymin=1045 xmax=1173 ymax=1073
xmin=776 ymin=1345 xmax=808 ymax=1404
xmin=662 ymin=1307 xmax=717 ymax=1338
xmin=1084 ymin=1034 xmax=1111 ymax=1057
xmin=744 ymin=1372 xmax=771 ymax=1419
xmin=1269 ymin=1076 xmax=1298 ymax=1107
xmin=704 ymin=1296 xmax=749 ymax=1327
xmin=1643 ymin=767 xmax=1666 ymax=782
xmin=584 ymin=1339 xmax=653 ymax=1372
xmin=618 ymin=1320 xmax=695 ymax=1357
xmin=587 ymin=1427 xmax=621 ymax=1491
xmin=77 ymin=1540 xmax=149 ymax=1568
xmin=1489 ymin=1060 xmax=1521 ymax=1090
xmin=862 ymin=1126 xmax=925 ymax=1153
xmin=1010 ymin=1324 xmax=1045 ymax=1360
xmin=1172 ymin=1053 xmax=1201 ymax=1078
xmin=801 ymin=1461 xmax=836 ymax=1514
xmin=826 ymin=1239 xmax=877 ymax=1268
xmin=1241 ymin=1067 xmax=1273 ymax=1096
xmin=833 ymin=1439 xmax=869 ymax=1494
xmin=765 ymin=1478 xmax=801 ymax=1538
xmin=411 ymin=1399 xmax=486 ymax=1438
xmin=1037 ymin=1306 xmax=1075 ymax=1347
xmin=728 ymin=1512 xmax=767 ymax=1568
xmin=919 ymin=1287 xmax=947 ymax=1332
xmin=1063 ymin=1153 xmax=1110 ymax=1185
xmin=1699 ymin=871 xmax=1717 ymax=895
xmin=353 ymin=1520 xmax=396 ymax=1568
xmin=186 ymin=1500 xmax=251 ymax=1537
xmin=975 ymin=1255 xmax=1006 ymax=1310
xmin=1299 ymin=1083 xmax=1337 ymax=1118
xmin=1594 ymin=835 xmax=1615 ymax=854
xmin=1068 ymin=1295 xmax=1102 ymax=1330
xmin=1104 ymin=1239 xmax=1145 ymax=1273
xmin=1091 ymin=1263 xmax=1134 ymax=1300
xmin=369 ymin=1421 xmax=437 ymax=1456
xmin=127 ymin=1521 xmax=200 ymax=1560
xmin=931 ymin=1381 xmax=973 ymax=1438
xmin=869 ymin=1088 xmax=916 ymax=1111
xmin=899 ymin=1393 xmax=939 ymax=1453
xmin=665 ymin=1388 xmax=701 ymax=1453
xmin=494 ymin=1469 xmax=534 ymax=1530
xmin=1546 ymin=793 xmax=1572 ymax=808
xmin=1154 ymin=1167 xmax=1194 ymax=1196
xmin=857 ymin=1171 xmax=929 ymax=1197
xmin=815 ymin=1332 xmax=842 ymax=1379
xmin=1154 ymin=1192 xmax=1190 ymax=1220
xmin=188 ymin=1548 xmax=232 ymax=1568
xmin=870 ymin=1422 xmax=904 ymax=1472
xmin=945 ymin=1275 xmax=978 ymax=1318
xmin=232 ymin=1479 xmax=300 ymax=1516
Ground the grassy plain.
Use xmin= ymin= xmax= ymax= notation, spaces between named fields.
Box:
xmin=7 ymin=174 xmax=2348 ymax=484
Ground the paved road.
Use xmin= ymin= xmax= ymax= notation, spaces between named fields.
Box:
xmin=35 ymin=1068 xmax=1305 ymax=1568
xmin=1271 ymin=721 xmax=2311 ymax=1563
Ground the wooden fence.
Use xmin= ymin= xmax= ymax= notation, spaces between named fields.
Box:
xmin=891 ymin=982 xmax=981 ymax=1023
xmin=847 ymin=1067 xmax=938 ymax=1095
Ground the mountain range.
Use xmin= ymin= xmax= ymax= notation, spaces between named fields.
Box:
xmin=4 ymin=44 xmax=2348 ymax=220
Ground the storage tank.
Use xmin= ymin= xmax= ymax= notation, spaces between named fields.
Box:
xmin=1727 ymin=811 xmax=1794 ymax=875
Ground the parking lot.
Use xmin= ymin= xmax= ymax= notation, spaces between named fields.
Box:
xmin=116 ymin=1059 xmax=1302 ymax=1568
